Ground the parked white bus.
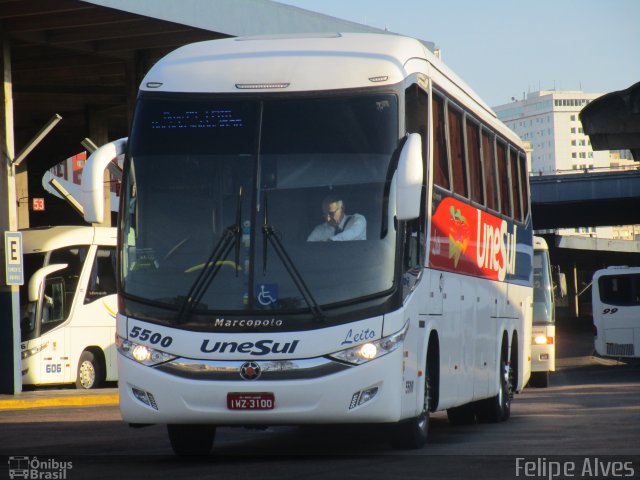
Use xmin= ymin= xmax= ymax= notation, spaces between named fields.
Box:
xmin=19 ymin=226 xmax=118 ymax=389
xmin=529 ymin=237 xmax=555 ymax=388
xmin=82 ymin=33 xmax=533 ymax=454
xmin=592 ymin=266 xmax=640 ymax=358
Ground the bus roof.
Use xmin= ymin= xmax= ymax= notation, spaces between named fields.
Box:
xmin=533 ymin=236 xmax=549 ymax=251
xmin=140 ymin=32 xmax=502 ymax=129
xmin=20 ymin=226 xmax=116 ymax=254
xmin=592 ymin=266 xmax=640 ymax=280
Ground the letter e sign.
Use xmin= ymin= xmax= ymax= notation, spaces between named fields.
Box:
xmin=4 ymin=232 xmax=24 ymax=285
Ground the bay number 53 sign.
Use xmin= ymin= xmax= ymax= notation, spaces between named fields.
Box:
xmin=4 ymin=231 xmax=24 ymax=285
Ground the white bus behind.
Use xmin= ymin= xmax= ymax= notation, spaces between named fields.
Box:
xmin=529 ymin=237 xmax=555 ymax=387
xmin=19 ymin=226 xmax=118 ymax=389
xmin=592 ymin=267 xmax=640 ymax=358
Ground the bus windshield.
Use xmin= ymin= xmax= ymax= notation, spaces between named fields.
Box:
xmin=533 ymin=248 xmax=554 ymax=324
xmin=123 ymin=92 xmax=399 ymax=321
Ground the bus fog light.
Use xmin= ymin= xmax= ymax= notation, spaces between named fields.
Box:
xmin=132 ymin=387 xmax=159 ymax=410
xmin=358 ymin=386 xmax=379 ymax=405
xmin=349 ymin=386 xmax=379 ymax=410
xmin=132 ymin=387 xmax=150 ymax=406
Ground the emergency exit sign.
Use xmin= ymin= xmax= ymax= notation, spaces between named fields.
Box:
xmin=4 ymin=232 xmax=24 ymax=285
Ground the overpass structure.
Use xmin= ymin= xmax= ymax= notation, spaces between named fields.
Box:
xmin=530 ymin=169 xmax=640 ymax=230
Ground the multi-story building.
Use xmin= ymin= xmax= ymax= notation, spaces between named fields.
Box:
xmin=493 ymin=90 xmax=611 ymax=174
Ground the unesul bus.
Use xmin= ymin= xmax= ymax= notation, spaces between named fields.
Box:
xmin=82 ymin=33 xmax=533 ymax=454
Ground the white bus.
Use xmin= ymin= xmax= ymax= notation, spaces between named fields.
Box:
xmin=82 ymin=33 xmax=533 ymax=454
xmin=592 ymin=267 xmax=640 ymax=358
xmin=19 ymin=226 xmax=118 ymax=389
xmin=529 ymin=237 xmax=555 ymax=388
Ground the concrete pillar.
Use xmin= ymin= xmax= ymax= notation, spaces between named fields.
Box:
xmin=0 ymin=36 xmax=22 ymax=394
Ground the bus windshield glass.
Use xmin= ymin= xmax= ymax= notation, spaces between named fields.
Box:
xmin=533 ymin=248 xmax=554 ymax=324
xmin=123 ymin=92 xmax=399 ymax=320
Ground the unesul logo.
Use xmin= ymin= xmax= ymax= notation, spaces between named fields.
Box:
xmin=200 ymin=338 xmax=300 ymax=356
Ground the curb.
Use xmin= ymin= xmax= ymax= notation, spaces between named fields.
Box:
xmin=0 ymin=394 xmax=118 ymax=411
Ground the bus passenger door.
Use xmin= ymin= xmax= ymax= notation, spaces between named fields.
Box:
xmin=39 ymin=275 xmax=67 ymax=384
xmin=81 ymin=246 xmax=118 ymax=380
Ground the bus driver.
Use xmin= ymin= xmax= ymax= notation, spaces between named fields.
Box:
xmin=307 ymin=195 xmax=366 ymax=242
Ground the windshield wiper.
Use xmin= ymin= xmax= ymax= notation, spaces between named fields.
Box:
xmin=176 ymin=188 xmax=243 ymax=324
xmin=262 ymin=192 xmax=324 ymax=321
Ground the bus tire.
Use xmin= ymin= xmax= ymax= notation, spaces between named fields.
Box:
xmin=389 ymin=362 xmax=430 ymax=449
xmin=476 ymin=345 xmax=512 ymax=423
xmin=167 ymin=424 xmax=216 ymax=456
xmin=75 ymin=350 xmax=104 ymax=390
xmin=529 ymin=371 xmax=549 ymax=388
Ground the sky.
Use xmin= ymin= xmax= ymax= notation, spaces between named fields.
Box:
xmin=277 ymin=0 xmax=640 ymax=107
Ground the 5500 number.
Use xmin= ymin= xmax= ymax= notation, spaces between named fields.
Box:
xmin=129 ymin=326 xmax=173 ymax=348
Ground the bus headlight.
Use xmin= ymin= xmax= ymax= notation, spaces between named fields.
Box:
xmin=533 ymin=334 xmax=553 ymax=345
xmin=328 ymin=322 xmax=408 ymax=365
xmin=21 ymin=341 xmax=49 ymax=360
xmin=116 ymin=334 xmax=176 ymax=366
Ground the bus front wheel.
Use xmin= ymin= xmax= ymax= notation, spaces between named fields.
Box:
xmin=75 ymin=350 xmax=104 ymax=390
xmin=167 ymin=424 xmax=216 ymax=456
xmin=389 ymin=363 xmax=430 ymax=449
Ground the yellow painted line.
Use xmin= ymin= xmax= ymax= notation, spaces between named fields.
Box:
xmin=0 ymin=394 xmax=119 ymax=410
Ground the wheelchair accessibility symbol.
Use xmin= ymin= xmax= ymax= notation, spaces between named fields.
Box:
xmin=256 ymin=283 xmax=278 ymax=306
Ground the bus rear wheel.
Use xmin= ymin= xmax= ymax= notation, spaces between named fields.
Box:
xmin=75 ymin=350 xmax=104 ymax=390
xmin=476 ymin=351 xmax=512 ymax=423
xmin=167 ymin=424 xmax=216 ymax=456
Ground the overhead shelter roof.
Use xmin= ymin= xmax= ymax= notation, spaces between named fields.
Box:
xmin=3 ymin=0 xmax=406 ymax=170
xmin=580 ymin=81 xmax=640 ymax=161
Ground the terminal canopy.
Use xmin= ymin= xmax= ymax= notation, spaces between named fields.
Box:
xmin=580 ymin=81 xmax=640 ymax=161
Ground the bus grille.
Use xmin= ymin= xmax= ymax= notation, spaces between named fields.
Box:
xmin=606 ymin=343 xmax=635 ymax=357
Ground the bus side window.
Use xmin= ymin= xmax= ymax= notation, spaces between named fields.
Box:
xmin=496 ymin=139 xmax=511 ymax=217
xmin=481 ymin=129 xmax=498 ymax=212
xmin=510 ymin=148 xmax=523 ymax=222
xmin=518 ymin=152 xmax=530 ymax=220
xmin=466 ymin=118 xmax=483 ymax=205
xmin=432 ymin=92 xmax=450 ymax=190
xmin=85 ymin=247 xmax=117 ymax=303
xmin=448 ymin=105 xmax=467 ymax=197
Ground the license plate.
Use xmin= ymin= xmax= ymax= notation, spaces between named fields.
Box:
xmin=227 ymin=392 xmax=275 ymax=410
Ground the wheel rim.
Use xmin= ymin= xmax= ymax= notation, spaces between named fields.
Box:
xmin=78 ymin=360 xmax=96 ymax=389
xmin=417 ymin=372 xmax=431 ymax=432
xmin=500 ymin=360 xmax=513 ymax=411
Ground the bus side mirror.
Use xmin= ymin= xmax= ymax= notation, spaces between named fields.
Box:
xmin=81 ymin=137 xmax=128 ymax=223
xmin=28 ymin=264 xmax=68 ymax=302
xmin=396 ymin=133 xmax=423 ymax=221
